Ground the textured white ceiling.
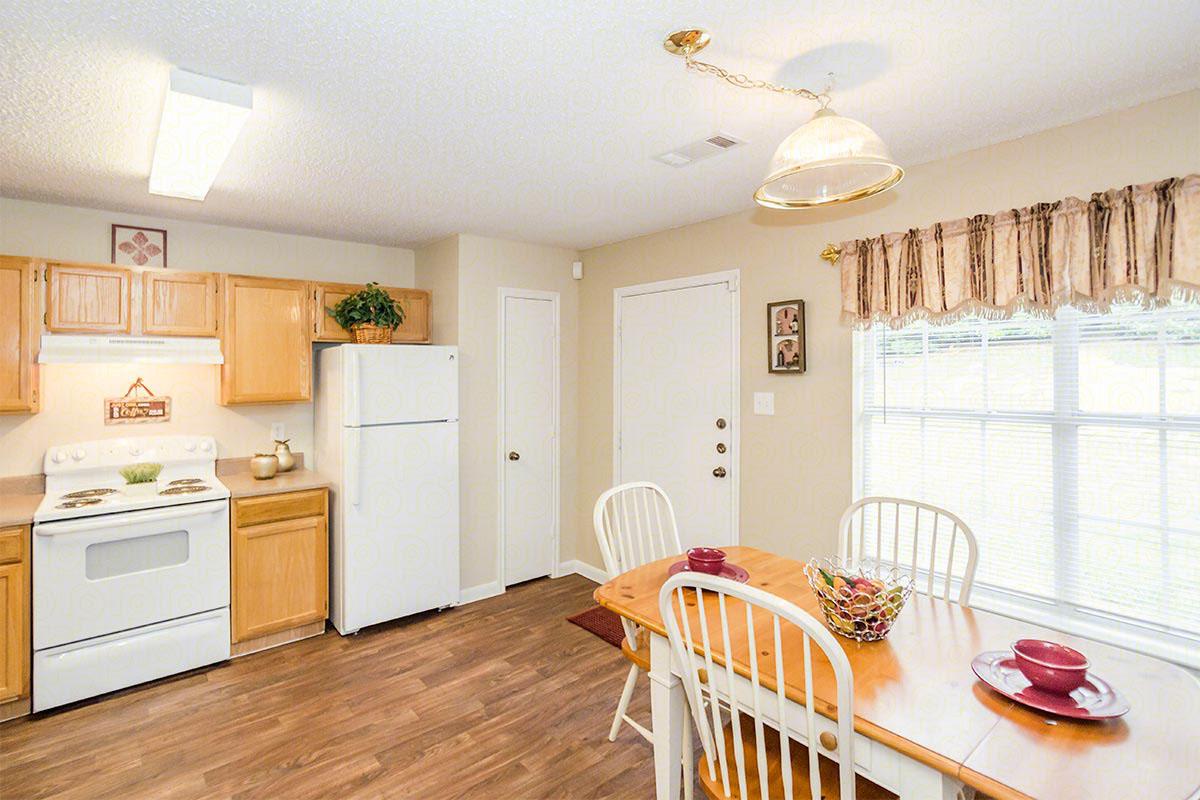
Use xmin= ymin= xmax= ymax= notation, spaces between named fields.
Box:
xmin=1 ymin=1 xmax=1198 ymax=249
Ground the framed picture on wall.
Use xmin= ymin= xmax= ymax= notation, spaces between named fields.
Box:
xmin=767 ymin=299 xmax=805 ymax=374
xmin=111 ymin=224 xmax=167 ymax=267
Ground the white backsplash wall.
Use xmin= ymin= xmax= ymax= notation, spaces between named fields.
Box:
xmin=0 ymin=196 xmax=415 ymax=477
xmin=0 ymin=364 xmax=314 ymax=476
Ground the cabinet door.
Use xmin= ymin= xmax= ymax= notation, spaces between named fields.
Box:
xmin=232 ymin=514 xmax=328 ymax=642
xmin=0 ymin=257 xmax=39 ymax=414
xmin=220 ymin=275 xmax=312 ymax=404
xmin=390 ymin=288 xmax=431 ymax=343
xmin=312 ymin=282 xmax=360 ymax=342
xmin=142 ymin=270 xmax=219 ymax=336
xmin=45 ymin=262 xmax=131 ymax=333
xmin=0 ymin=526 xmax=29 ymax=703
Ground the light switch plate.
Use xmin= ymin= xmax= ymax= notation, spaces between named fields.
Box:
xmin=753 ymin=392 xmax=775 ymax=415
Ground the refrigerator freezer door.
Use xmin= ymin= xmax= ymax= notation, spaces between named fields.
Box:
xmin=334 ymin=421 xmax=459 ymax=633
xmin=343 ymin=345 xmax=458 ymax=427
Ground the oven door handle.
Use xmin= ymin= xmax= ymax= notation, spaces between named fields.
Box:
xmin=35 ymin=500 xmax=228 ymax=536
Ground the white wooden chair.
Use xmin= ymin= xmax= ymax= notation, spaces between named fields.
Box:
xmin=659 ymin=571 xmax=896 ymax=800
xmin=593 ymin=481 xmax=685 ymax=743
xmin=837 ymin=497 xmax=979 ymax=606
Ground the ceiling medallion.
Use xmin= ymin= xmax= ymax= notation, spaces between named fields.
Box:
xmin=663 ymin=29 xmax=903 ymax=209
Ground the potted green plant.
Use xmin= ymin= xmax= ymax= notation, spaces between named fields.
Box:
xmin=326 ymin=282 xmax=406 ymax=344
xmin=119 ymin=462 xmax=163 ymax=496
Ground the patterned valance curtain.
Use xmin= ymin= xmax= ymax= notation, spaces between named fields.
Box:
xmin=838 ymin=174 xmax=1200 ymax=328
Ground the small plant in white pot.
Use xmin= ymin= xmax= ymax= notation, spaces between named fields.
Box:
xmin=119 ymin=462 xmax=163 ymax=496
xmin=326 ymin=282 xmax=405 ymax=344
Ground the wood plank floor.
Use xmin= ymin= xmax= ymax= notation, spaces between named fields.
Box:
xmin=0 ymin=575 xmax=672 ymax=799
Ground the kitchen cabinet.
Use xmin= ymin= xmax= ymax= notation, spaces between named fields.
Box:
xmin=142 ymin=270 xmax=219 ymax=336
xmin=220 ymin=275 xmax=312 ymax=404
xmin=231 ymin=489 xmax=328 ymax=643
xmin=44 ymin=261 xmax=131 ymax=334
xmin=0 ymin=526 xmax=30 ymax=705
xmin=312 ymin=282 xmax=431 ymax=343
xmin=0 ymin=257 xmax=40 ymax=414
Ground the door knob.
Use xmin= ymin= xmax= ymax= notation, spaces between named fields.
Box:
xmin=716 ymin=418 xmax=727 ymax=429
xmin=508 ymin=451 xmax=520 ymax=461
xmin=712 ymin=467 xmax=726 ymax=478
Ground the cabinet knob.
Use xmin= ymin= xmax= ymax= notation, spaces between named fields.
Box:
xmin=508 ymin=451 xmax=520 ymax=461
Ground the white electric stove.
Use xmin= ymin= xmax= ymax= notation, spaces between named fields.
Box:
xmin=32 ymin=435 xmax=232 ymax=712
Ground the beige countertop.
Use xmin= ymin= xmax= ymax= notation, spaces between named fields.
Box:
xmin=0 ymin=492 xmax=42 ymax=528
xmin=218 ymin=468 xmax=331 ymax=499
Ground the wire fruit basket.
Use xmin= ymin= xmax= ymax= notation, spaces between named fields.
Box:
xmin=804 ymin=557 xmax=913 ymax=641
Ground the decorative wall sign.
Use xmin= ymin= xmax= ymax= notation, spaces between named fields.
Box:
xmin=767 ymin=299 xmax=806 ymax=374
xmin=111 ymin=224 xmax=167 ymax=267
xmin=105 ymin=377 xmax=171 ymax=424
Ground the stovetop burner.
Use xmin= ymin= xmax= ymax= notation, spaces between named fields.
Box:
xmin=168 ymin=478 xmax=205 ymax=486
xmin=57 ymin=497 xmax=104 ymax=509
xmin=62 ymin=488 xmax=119 ymax=499
xmin=159 ymin=485 xmax=211 ymax=495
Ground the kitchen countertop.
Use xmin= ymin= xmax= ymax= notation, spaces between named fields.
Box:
xmin=218 ymin=468 xmax=331 ymax=499
xmin=0 ymin=492 xmax=42 ymax=528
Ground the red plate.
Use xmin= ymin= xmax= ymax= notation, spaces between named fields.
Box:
xmin=667 ymin=560 xmax=749 ymax=583
xmin=971 ymin=651 xmax=1129 ymax=719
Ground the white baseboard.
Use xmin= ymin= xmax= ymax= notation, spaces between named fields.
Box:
xmin=458 ymin=580 xmax=504 ymax=605
xmin=558 ymin=559 xmax=607 ymax=584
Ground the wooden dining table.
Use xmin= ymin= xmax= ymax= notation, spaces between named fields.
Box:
xmin=593 ymin=546 xmax=1200 ymax=800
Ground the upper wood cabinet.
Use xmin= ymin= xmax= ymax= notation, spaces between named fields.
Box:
xmin=231 ymin=490 xmax=328 ymax=643
xmin=312 ymin=282 xmax=431 ymax=343
xmin=0 ymin=526 xmax=30 ymax=705
xmin=142 ymin=270 xmax=219 ymax=336
xmin=44 ymin=262 xmax=131 ymax=334
xmin=0 ymin=257 xmax=40 ymax=414
xmin=220 ymin=274 xmax=312 ymax=405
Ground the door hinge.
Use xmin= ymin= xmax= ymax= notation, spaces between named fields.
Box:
xmin=43 ymin=312 xmax=48 ymax=325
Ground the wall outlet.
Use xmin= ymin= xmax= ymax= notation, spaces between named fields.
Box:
xmin=753 ymin=392 xmax=775 ymax=416
xmin=270 ymin=422 xmax=286 ymax=441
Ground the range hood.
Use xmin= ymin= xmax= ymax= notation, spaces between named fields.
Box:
xmin=38 ymin=334 xmax=224 ymax=365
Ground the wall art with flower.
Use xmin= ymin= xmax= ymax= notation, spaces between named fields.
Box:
xmin=111 ymin=224 xmax=167 ymax=267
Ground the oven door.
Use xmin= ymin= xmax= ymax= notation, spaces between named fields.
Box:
xmin=33 ymin=500 xmax=230 ymax=650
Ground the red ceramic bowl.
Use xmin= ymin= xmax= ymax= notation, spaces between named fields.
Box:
xmin=1011 ymin=639 xmax=1090 ymax=694
xmin=686 ymin=547 xmax=727 ymax=575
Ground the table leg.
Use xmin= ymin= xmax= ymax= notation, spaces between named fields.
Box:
xmin=649 ymin=631 xmax=684 ymax=800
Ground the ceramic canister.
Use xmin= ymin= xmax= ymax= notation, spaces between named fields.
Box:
xmin=250 ymin=453 xmax=279 ymax=480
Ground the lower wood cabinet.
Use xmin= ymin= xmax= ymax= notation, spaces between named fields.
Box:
xmin=231 ymin=490 xmax=328 ymax=643
xmin=0 ymin=526 xmax=30 ymax=705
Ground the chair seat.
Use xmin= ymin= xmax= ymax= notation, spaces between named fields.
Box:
xmin=620 ymin=628 xmax=651 ymax=671
xmin=699 ymin=721 xmax=896 ymax=800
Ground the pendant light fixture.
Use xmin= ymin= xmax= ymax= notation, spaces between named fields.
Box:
xmin=664 ymin=29 xmax=903 ymax=209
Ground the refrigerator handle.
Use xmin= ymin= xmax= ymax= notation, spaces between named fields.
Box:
xmin=346 ymin=427 xmax=362 ymax=506
xmin=346 ymin=349 xmax=361 ymax=427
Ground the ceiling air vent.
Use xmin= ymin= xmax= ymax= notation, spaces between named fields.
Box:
xmin=654 ymin=132 xmax=744 ymax=167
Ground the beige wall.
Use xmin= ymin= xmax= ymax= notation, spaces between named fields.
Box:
xmin=576 ymin=89 xmax=1200 ymax=572
xmin=422 ymin=234 xmax=581 ymax=592
xmin=414 ymin=236 xmax=459 ymax=346
xmin=0 ymin=197 xmax=415 ymax=476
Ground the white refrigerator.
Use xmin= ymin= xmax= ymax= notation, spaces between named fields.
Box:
xmin=315 ymin=345 xmax=460 ymax=634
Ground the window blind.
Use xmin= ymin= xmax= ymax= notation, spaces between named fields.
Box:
xmin=854 ymin=303 xmax=1200 ymax=665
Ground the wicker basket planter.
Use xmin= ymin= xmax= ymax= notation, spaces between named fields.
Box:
xmin=350 ymin=323 xmax=392 ymax=344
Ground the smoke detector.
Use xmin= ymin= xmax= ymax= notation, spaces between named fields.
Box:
xmin=654 ymin=133 xmax=744 ymax=167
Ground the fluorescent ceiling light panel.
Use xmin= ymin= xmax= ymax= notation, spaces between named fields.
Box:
xmin=149 ymin=68 xmax=252 ymax=201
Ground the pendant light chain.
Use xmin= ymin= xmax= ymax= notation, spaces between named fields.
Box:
xmin=683 ymin=52 xmax=833 ymax=108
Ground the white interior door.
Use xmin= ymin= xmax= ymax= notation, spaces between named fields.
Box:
xmin=501 ymin=291 xmax=558 ymax=586
xmin=616 ymin=273 xmax=738 ymax=551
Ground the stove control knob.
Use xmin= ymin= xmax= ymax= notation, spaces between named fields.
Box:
xmin=199 ymin=440 xmax=213 ymax=452
xmin=184 ymin=440 xmax=197 ymax=452
xmin=129 ymin=445 xmax=143 ymax=456
xmin=52 ymin=450 xmax=68 ymax=464
xmin=72 ymin=448 xmax=86 ymax=461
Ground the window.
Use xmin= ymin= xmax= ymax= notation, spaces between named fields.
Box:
xmin=854 ymin=304 xmax=1200 ymax=666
